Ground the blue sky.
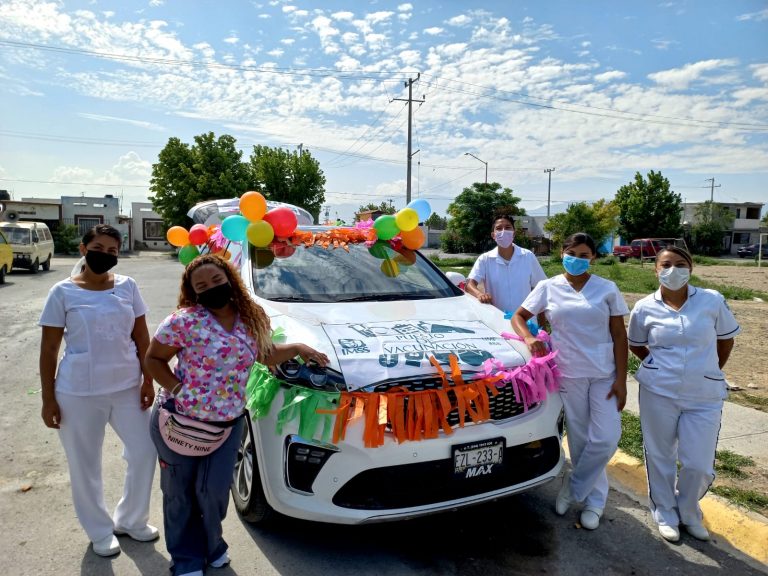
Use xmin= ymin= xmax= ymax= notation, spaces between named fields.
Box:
xmin=1 ymin=0 xmax=767 ymax=223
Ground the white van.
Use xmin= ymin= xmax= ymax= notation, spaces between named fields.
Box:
xmin=0 ymin=221 xmax=55 ymax=273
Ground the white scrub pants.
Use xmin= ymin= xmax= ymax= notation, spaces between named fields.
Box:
xmin=560 ymin=376 xmax=622 ymax=510
xmin=57 ymin=387 xmax=157 ymax=542
xmin=639 ymin=386 xmax=722 ymax=527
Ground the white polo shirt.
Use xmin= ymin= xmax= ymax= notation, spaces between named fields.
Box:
xmin=628 ymin=286 xmax=741 ymax=401
xmin=39 ymin=275 xmax=148 ymax=396
xmin=468 ymin=245 xmax=546 ymax=314
xmin=520 ymin=274 xmax=629 ymax=379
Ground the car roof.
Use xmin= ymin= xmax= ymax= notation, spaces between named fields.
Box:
xmin=0 ymin=221 xmax=47 ymax=229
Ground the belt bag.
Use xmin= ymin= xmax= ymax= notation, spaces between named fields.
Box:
xmin=158 ymin=408 xmax=232 ymax=457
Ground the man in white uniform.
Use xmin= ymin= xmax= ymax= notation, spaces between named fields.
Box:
xmin=465 ymin=215 xmax=546 ymax=314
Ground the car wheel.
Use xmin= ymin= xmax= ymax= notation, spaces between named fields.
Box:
xmin=0 ymin=265 xmax=5 ymax=284
xmin=619 ymin=256 xmax=627 ymax=263
xmin=42 ymin=256 xmax=51 ymax=271
xmin=30 ymin=258 xmax=39 ymax=274
xmin=231 ymin=414 xmax=274 ymax=524
xmin=739 ymin=254 xmax=746 ymax=258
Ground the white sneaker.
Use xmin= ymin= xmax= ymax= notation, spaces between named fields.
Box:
xmin=92 ymin=534 xmax=121 ymax=557
xmin=114 ymin=524 xmax=160 ymax=542
xmin=210 ymin=550 xmax=231 ymax=568
xmin=658 ymin=524 xmax=680 ymax=542
xmin=555 ymin=472 xmax=573 ymax=515
xmin=580 ymin=507 xmax=602 ymax=530
xmin=684 ymin=523 xmax=710 ymax=541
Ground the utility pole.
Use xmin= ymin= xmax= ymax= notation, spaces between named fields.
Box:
xmin=394 ymin=74 xmax=425 ymax=204
xmin=297 ymin=143 xmax=303 ymax=156
xmin=705 ymin=177 xmax=721 ymax=217
xmin=544 ymin=168 xmax=556 ymax=218
xmin=465 ymin=153 xmax=488 ymax=185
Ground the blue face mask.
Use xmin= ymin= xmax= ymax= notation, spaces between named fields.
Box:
xmin=563 ymin=254 xmax=590 ymax=276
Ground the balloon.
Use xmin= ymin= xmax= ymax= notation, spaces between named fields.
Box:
xmin=395 ymin=208 xmax=419 ymax=232
xmin=368 ymin=240 xmax=393 ymax=259
xmin=381 ymin=259 xmax=400 ymax=277
xmin=240 ymin=191 xmax=267 ymax=222
xmin=166 ymin=226 xmax=189 ymax=247
xmin=373 ymin=215 xmax=399 ymax=240
xmin=253 ymin=249 xmax=275 ymax=269
xmin=246 ymin=220 xmax=275 ymax=247
xmin=178 ymin=244 xmax=199 ymax=265
xmin=400 ymin=226 xmax=425 ymax=250
xmin=271 ymin=241 xmax=296 ymax=259
xmin=394 ymin=248 xmax=417 ymax=266
xmin=407 ymin=199 xmax=431 ymax=222
xmin=221 ymin=215 xmax=250 ymax=242
xmin=263 ymin=207 xmax=298 ymax=237
xmin=188 ymin=224 xmax=208 ymax=245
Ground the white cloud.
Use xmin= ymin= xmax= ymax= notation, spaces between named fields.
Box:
xmin=447 ymin=15 xmax=471 ymax=27
xmin=424 ymin=27 xmax=443 ymax=35
xmin=341 ymin=32 xmax=359 ymax=44
xmin=581 ymin=41 xmax=591 ymax=48
xmin=223 ymin=36 xmax=239 ymax=45
xmin=399 ymin=49 xmax=420 ymax=67
xmin=652 ymin=39 xmax=677 ymax=50
xmin=293 ymin=10 xmax=308 ymax=17
xmin=398 ymin=13 xmax=411 ymax=22
xmin=257 ymin=13 xmax=270 ymax=19
xmin=280 ymin=38 xmax=295 ymax=45
xmin=331 ymin=11 xmax=354 ymax=21
xmin=149 ymin=0 xmax=164 ymax=6
xmin=648 ymin=59 xmax=738 ymax=90
xmin=366 ymin=11 xmax=394 ymax=25
xmin=750 ymin=63 xmax=768 ymax=83
xmin=594 ymin=70 xmax=626 ymax=83
xmin=736 ymin=9 xmax=768 ymax=22
xmin=77 ymin=113 xmax=164 ymax=131
xmin=283 ymin=5 xmax=296 ymax=13
xmin=267 ymin=48 xmax=284 ymax=57
xmin=397 ymin=3 xmax=412 ymax=11
xmin=311 ymin=15 xmax=340 ymax=53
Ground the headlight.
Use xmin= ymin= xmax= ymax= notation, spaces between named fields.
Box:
xmin=275 ymin=359 xmax=346 ymax=393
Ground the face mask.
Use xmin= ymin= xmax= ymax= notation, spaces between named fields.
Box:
xmin=494 ymin=230 xmax=515 ymax=248
xmin=562 ymin=254 xmax=590 ymax=276
xmin=197 ymin=282 xmax=233 ymax=310
xmin=85 ymin=250 xmax=117 ymax=275
xmin=658 ymin=266 xmax=690 ymax=291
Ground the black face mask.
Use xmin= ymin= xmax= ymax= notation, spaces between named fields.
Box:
xmin=197 ymin=282 xmax=233 ymax=310
xmin=85 ymin=250 xmax=118 ymax=275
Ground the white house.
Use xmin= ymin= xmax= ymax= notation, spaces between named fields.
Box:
xmin=682 ymin=202 xmax=765 ymax=255
xmin=131 ymin=202 xmax=170 ymax=251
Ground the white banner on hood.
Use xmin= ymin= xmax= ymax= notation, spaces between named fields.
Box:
xmin=322 ymin=319 xmax=527 ymax=390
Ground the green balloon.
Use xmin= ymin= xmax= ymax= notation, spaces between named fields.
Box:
xmin=373 ymin=215 xmax=399 ymax=240
xmin=368 ymin=240 xmax=392 ymax=259
xmin=178 ymin=244 xmax=199 ymax=265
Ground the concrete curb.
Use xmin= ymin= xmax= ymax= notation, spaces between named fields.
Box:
xmin=606 ymin=449 xmax=768 ymax=566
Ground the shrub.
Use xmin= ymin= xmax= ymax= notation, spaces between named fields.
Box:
xmin=52 ymin=224 xmax=80 ymax=255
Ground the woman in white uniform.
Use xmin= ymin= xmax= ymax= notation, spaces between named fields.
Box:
xmin=512 ymin=232 xmax=628 ymax=530
xmin=39 ymin=224 xmax=158 ymax=557
xmin=628 ymin=246 xmax=739 ymax=543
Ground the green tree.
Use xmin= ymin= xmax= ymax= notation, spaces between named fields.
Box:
xmin=445 ymin=182 xmax=525 ymax=253
xmin=150 ymin=133 xmax=251 ymax=227
xmin=761 ymin=211 xmax=768 ymax=225
xmin=248 ymin=146 xmax=326 ymax=221
xmin=544 ymin=199 xmax=619 ymax=252
xmin=614 ymin=170 xmax=683 ymax=240
xmin=425 ymin=213 xmax=448 ymax=229
xmin=357 ymin=201 xmax=396 ymax=215
xmin=52 ymin=224 xmax=80 ymax=255
xmin=691 ymin=202 xmax=734 ymax=256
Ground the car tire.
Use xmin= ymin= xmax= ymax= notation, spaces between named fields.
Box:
xmin=42 ymin=256 xmax=51 ymax=271
xmin=619 ymin=256 xmax=627 ymax=263
xmin=231 ymin=413 xmax=274 ymax=524
xmin=0 ymin=265 xmax=5 ymax=284
xmin=30 ymin=258 xmax=39 ymax=274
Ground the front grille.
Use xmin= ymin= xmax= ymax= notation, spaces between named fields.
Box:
xmin=332 ymin=436 xmax=561 ymax=510
xmin=369 ymin=375 xmax=538 ymax=427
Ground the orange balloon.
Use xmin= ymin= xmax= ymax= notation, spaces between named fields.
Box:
xmin=166 ymin=226 xmax=189 ymax=247
xmin=399 ymin=227 xmax=424 ymax=250
xmin=240 ymin=191 xmax=267 ymax=222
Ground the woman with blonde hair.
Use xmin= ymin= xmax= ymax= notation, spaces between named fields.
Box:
xmin=146 ymin=254 xmax=327 ymax=576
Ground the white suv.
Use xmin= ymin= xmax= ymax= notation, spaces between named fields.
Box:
xmin=0 ymin=221 xmax=55 ymax=273
xmin=190 ymin=199 xmax=564 ymax=525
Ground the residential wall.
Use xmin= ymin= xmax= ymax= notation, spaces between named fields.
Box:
xmin=682 ymin=201 xmax=765 ymax=255
xmin=131 ymin=202 xmax=170 ymax=251
xmin=0 ymin=200 xmax=61 ymax=230
xmin=61 ymin=195 xmax=130 ymax=249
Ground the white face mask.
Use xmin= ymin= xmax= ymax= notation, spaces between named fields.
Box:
xmin=658 ymin=266 xmax=690 ymax=291
xmin=494 ymin=229 xmax=515 ymax=248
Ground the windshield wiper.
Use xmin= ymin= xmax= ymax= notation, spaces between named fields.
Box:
xmin=267 ymin=296 xmax=312 ymax=302
xmin=337 ymin=294 xmax=437 ymax=302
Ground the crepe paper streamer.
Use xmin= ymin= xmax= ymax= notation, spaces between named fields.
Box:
xmin=271 ymin=326 xmax=287 ymax=344
xmin=245 ymin=362 xmax=282 ymax=419
xmin=275 ymin=386 xmax=339 ymax=444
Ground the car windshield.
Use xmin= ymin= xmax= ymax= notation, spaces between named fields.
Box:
xmin=1 ymin=227 xmax=30 ymax=245
xmin=249 ymin=236 xmax=461 ymax=303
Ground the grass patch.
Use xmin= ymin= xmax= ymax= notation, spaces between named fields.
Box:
xmin=710 ymin=486 xmax=768 ymax=512
xmin=618 ymin=411 xmax=645 ymax=462
xmin=714 ymin=449 xmax=755 ymax=479
xmin=627 ymin=355 xmax=640 ymax=375
xmin=727 ymin=392 xmax=768 ymax=414
xmin=429 ymin=256 xmax=477 ymax=267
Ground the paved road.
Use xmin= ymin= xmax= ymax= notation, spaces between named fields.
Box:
xmin=0 ymin=254 xmax=765 ymax=575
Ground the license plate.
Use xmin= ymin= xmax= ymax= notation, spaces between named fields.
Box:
xmin=452 ymin=438 xmax=504 ymax=476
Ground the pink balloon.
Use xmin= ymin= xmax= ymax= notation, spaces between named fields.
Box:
xmin=263 ymin=207 xmax=298 ymax=237
xmin=188 ymin=224 xmax=208 ymax=245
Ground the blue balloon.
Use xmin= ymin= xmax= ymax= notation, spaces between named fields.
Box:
xmin=221 ymin=214 xmax=249 ymax=242
xmin=407 ymin=199 xmax=431 ymax=222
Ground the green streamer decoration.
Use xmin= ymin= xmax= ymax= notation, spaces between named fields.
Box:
xmin=245 ymin=362 xmax=281 ymax=419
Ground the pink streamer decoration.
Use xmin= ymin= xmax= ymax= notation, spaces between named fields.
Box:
xmin=354 ymin=219 xmax=374 ymax=230
xmin=478 ymin=348 xmax=561 ymax=412
xmin=209 ymin=226 xmax=227 ymax=251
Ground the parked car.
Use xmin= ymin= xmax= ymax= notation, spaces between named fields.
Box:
xmin=613 ymin=238 xmax=687 ymax=262
xmin=0 ymin=228 xmax=12 ymax=283
xmin=0 ymin=221 xmax=54 ymax=273
xmin=736 ymin=243 xmax=768 ymax=259
xmin=189 ymin=199 xmax=565 ymax=525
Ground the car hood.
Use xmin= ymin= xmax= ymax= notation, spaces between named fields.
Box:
xmin=259 ymin=294 xmax=529 ymax=390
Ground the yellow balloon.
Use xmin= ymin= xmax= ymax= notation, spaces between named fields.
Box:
xmin=246 ymin=220 xmax=275 ymax=247
xmin=395 ymin=207 xmax=419 ymax=232
xmin=240 ymin=191 xmax=267 ymax=222
xmin=166 ymin=226 xmax=189 ymax=247
xmin=381 ymin=259 xmax=400 ymax=277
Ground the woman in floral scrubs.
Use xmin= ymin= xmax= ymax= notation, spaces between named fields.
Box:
xmin=146 ymin=254 xmax=327 ymax=576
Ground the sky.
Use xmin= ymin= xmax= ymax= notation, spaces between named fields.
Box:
xmin=1 ymin=0 xmax=767 ymax=224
